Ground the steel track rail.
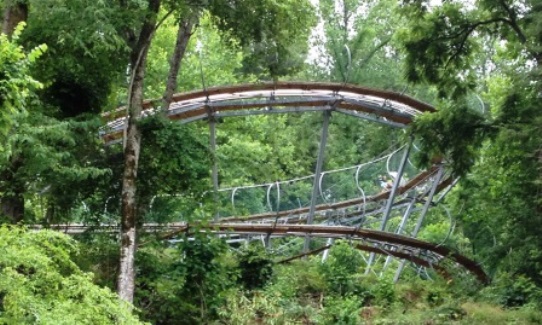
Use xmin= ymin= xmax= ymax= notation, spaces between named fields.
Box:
xmin=101 ymin=82 xmax=435 ymax=144
xmin=36 ymin=222 xmax=487 ymax=283
xmin=219 ymin=167 xmax=440 ymax=222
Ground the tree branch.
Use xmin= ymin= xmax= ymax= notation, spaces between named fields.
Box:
xmin=155 ymin=8 xmax=175 ymax=32
xmin=498 ymin=0 xmax=527 ymax=44
xmin=444 ymin=18 xmax=510 ymax=70
xmin=161 ymin=12 xmax=198 ymax=110
xmin=358 ymin=37 xmax=392 ymax=70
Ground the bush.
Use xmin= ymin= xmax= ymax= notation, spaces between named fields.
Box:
xmin=0 ymin=226 xmax=144 ymax=324
xmin=319 ymin=295 xmax=362 ymax=325
xmin=269 ymin=259 xmax=326 ymax=299
xmin=319 ymin=241 xmax=366 ymax=296
xmin=237 ymin=245 xmax=274 ymax=290
xmin=370 ymin=277 xmax=396 ymax=306
xmin=479 ymin=273 xmax=542 ymax=307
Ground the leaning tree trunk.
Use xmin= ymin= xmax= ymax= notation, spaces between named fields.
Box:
xmin=161 ymin=13 xmax=198 ymax=110
xmin=117 ymin=0 xmax=161 ymax=303
xmin=1 ymin=2 xmax=28 ymax=37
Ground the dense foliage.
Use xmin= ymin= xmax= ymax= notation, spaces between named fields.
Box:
xmin=398 ymin=0 xmax=542 ymax=288
xmin=1 ymin=0 xmax=542 ymax=322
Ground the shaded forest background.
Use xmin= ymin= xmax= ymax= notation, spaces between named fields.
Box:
xmin=1 ymin=0 xmax=542 ymax=323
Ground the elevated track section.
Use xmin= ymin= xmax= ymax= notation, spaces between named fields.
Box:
xmin=74 ymin=82 xmax=485 ymax=283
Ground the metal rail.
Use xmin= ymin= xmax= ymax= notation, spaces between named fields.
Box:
xmin=35 ymin=222 xmax=487 ymax=284
xmin=101 ymin=82 xmax=434 ymax=144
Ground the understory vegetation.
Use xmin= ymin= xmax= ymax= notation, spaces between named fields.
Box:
xmin=7 ymin=228 xmax=542 ymax=324
xmin=1 ymin=0 xmax=542 ymax=323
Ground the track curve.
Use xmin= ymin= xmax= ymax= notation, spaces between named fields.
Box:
xmin=92 ymin=82 xmax=487 ymax=283
xmin=38 ymin=222 xmax=487 ymax=284
xmin=101 ymin=82 xmax=435 ymax=144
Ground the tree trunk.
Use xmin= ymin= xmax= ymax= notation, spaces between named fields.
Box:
xmin=117 ymin=0 xmax=161 ymax=304
xmin=0 ymin=156 xmax=24 ymax=223
xmin=117 ymin=50 xmax=148 ymax=303
xmin=1 ymin=196 xmax=23 ymax=222
xmin=1 ymin=2 xmax=28 ymax=37
xmin=161 ymin=13 xmax=198 ymax=110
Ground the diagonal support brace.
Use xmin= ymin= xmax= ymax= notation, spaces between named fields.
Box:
xmin=393 ymin=165 xmax=445 ymax=282
xmin=304 ymin=109 xmax=332 ymax=252
xmin=365 ymin=138 xmax=412 ymax=273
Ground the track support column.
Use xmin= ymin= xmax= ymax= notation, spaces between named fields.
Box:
xmin=380 ymin=139 xmax=413 ymax=231
xmin=321 ymin=238 xmax=334 ymax=262
xmin=393 ymin=165 xmax=445 ymax=282
xmin=382 ymin=197 xmax=417 ymax=272
xmin=209 ymin=114 xmax=220 ymax=221
xmin=365 ymin=139 xmax=412 ymax=274
xmin=304 ymin=109 xmax=331 ymax=253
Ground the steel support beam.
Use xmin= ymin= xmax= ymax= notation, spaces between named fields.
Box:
xmin=382 ymin=197 xmax=417 ymax=272
xmin=396 ymin=198 xmax=418 ymax=236
xmin=365 ymin=140 xmax=412 ymax=273
xmin=209 ymin=116 xmax=220 ymax=221
xmin=380 ymin=141 xmax=412 ymax=231
xmin=394 ymin=166 xmax=445 ymax=283
xmin=304 ymin=110 xmax=331 ymax=252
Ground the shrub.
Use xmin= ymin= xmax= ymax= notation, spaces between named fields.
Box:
xmin=0 ymin=226 xmax=144 ymax=324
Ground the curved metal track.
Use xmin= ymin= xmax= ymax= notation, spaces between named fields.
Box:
xmin=39 ymin=222 xmax=487 ymax=284
xmin=219 ymin=167 xmax=448 ymax=223
xmin=101 ymin=82 xmax=434 ymax=144
xmin=92 ymin=82 xmax=486 ymax=283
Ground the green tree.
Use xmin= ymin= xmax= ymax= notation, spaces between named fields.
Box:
xmin=319 ymin=240 xmax=365 ymax=297
xmin=0 ymin=0 xmax=140 ymax=222
xmin=1 ymin=0 xmax=130 ymax=223
xmin=136 ymin=115 xmax=211 ymax=216
xmin=0 ymin=23 xmax=43 ymax=149
xmin=237 ymin=245 xmax=274 ymax=290
xmin=0 ymin=114 xmax=108 ymax=224
xmin=117 ymin=0 xmax=315 ymax=302
xmin=317 ymin=0 xmax=398 ymax=85
xmin=208 ymin=0 xmax=315 ymax=79
xmin=134 ymin=235 xmax=237 ymax=324
xmin=398 ymin=0 xmax=542 ymax=286
xmin=23 ymin=0 xmax=128 ymax=118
